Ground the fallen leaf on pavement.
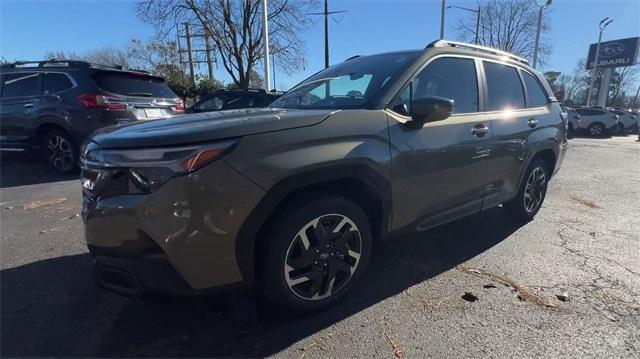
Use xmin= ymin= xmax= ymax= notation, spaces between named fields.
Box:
xmin=556 ymin=292 xmax=570 ymax=302
xmin=24 ymin=198 xmax=67 ymax=209
xmin=483 ymin=283 xmax=497 ymax=289
xmin=461 ymin=292 xmax=478 ymax=302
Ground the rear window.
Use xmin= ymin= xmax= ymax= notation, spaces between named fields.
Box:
xmin=522 ymin=72 xmax=548 ymax=108
xmin=92 ymin=71 xmax=177 ymax=98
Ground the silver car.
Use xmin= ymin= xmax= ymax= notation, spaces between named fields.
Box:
xmin=574 ymin=107 xmax=619 ymax=137
xmin=611 ymin=109 xmax=638 ymax=133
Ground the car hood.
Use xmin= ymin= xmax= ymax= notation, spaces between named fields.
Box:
xmin=90 ymin=107 xmax=338 ymax=149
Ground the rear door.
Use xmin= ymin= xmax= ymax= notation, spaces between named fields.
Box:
xmin=388 ymin=56 xmax=493 ymax=231
xmin=481 ymin=61 xmax=537 ymax=207
xmin=0 ymin=72 xmax=41 ymax=150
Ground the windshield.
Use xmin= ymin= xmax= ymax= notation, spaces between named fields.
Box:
xmin=270 ymin=51 xmax=421 ymax=110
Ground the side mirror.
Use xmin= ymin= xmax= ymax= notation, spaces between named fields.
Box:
xmin=411 ymin=96 xmax=454 ymax=125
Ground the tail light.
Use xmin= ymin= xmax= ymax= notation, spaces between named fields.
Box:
xmin=173 ymin=98 xmax=185 ymax=112
xmin=77 ymin=94 xmax=127 ymax=110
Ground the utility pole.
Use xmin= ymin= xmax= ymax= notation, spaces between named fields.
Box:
xmin=204 ymin=34 xmax=214 ymax=81
xmin=587 ymin=17 xmax=613 ymax=107
xmin=183 ymin=22 xmax=196 ymax=84
xmin=262 ymin=0 xmax=271 ymax=91
xmin=440 ymin=0 xmax=446 ymax=39
xmin=446 ymin=5 xmax=480 ymax=44
xmin=532 ymin=0 xmax=552 ymax=69
xmin=310 ymin=0 xmax=345 ymax=69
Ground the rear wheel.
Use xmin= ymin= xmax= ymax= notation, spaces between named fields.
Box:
xmin=42 ymin=130 xmax=77 ymax=173
xmin=587 ymin=122 xmax=606 ymax=137
xmin=259 ymin=194 xmax=372 ymax=312
xmin=504 ymin=159 xmax=549 ymax=222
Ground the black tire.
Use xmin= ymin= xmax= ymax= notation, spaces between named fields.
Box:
xmin=567 ymin=123 xmax=574 ymax=139
xmin=41 ymin=129 xmax=78 ymax=174
xmin=587 ymin=122 xmax=606 ymax=138
xmin=503 ymin=159 xmax=549 ymax=222
xmin=258 ymin=194 xmax=372 ymax=312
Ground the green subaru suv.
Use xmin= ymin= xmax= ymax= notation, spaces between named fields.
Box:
xmin=81 ymin=40 xmax=567 ymax=312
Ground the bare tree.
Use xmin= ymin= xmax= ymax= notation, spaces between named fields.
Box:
xmin=454 ymin=0 xmax=551 ymax=64
xmin=44 ymin=48 xmax=130 ymax=68
xmin=608 ymin=66 xmax=639 ymax=106
xmin=136 ymin=0 xmax=316 ymax=88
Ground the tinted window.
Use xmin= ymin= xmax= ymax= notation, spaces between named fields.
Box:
xmin=483 ymin=62 xmax=525 ymax=111
xmin=2 ymin=73 xmax=39 ymax=98
xmin=223 ymin=94 xmax=255 ymax=109
xmin=415 ymin=57 xmax=478 ymax=114
xmin=575 ymin=108 xmax=604 ymax=116
xmin=92 ymin=71 xmax=177 ymax=98
xmin=270 ymin=51 xmax=421 ymax=110
xmin=522 ymin=72 xmax=548 ymax=108
xmin=198 ymin=95 xmax=226 ymax=111
xmin=42 ymin=73 xmax=73 ymax=94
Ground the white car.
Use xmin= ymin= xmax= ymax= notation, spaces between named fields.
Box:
xmin=611 ymin=109 xmax=638 ymax=133
xmin=574 ymin=107 xmax=620 ymax=137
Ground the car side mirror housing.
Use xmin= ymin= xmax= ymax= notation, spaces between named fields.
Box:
xmin=410 ymin=96 xmax=454 ymax=125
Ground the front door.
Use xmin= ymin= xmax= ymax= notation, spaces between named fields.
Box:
xmin=387 ymin=56 xmax=494 ymax=232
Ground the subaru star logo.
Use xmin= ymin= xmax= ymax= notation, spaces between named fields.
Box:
xmin=599 ymin=43 xmax=625 ymax=58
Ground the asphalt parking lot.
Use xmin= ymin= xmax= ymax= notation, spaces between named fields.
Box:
xmin=1 ymin=135 xmax=639 ymax=358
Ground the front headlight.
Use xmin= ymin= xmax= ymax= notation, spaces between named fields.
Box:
xmin=81 ymin=139 xmax=237 ymax=195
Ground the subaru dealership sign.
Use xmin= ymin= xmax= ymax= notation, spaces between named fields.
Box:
xmin=586 ymin=37 xmax=639 ymax=70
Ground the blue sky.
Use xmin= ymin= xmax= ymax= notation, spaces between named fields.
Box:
xmin=1 ymin=0 xmax=639 ymax=90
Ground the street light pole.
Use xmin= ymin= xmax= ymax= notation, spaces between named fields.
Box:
xmin=586 ymin=17 xmax=613 ymax=107
xmin=261 ymin=0 xmax=271 ymax=91
xmin=440 ymin=0 xmax=446 ymax=39
xmin=445 ymin=5 xmax=481 ymax=44
xmin=532 ymin=0 xmax=552 ymax=69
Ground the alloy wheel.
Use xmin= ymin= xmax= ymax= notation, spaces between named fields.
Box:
xmin=523 ymin=166 xmax=546 ymax=213
xmin=45 ymin=135 xmax=74 ymax=172
xmin=284 ymin=214 xmax=362 ymax=300
xmin=589 ymin=124 xmax=603 ymax=137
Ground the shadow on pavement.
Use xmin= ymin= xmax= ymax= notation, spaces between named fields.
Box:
xmin=0 ymin=152 xmax=77 ymax=188
xmin=1 ymin=207 xmax=523 ymax=357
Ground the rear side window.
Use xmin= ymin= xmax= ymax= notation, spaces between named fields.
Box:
xmin=575 ymin=109 xmax=604 ymax=116
xmin=92 ymin=71 xmax=177 ymax=98
xmin=42 ymin=73 xmax=73 ymax=94
xmin=522 ymin=72 xmax=548 ymax=108
xmin=483 ymin=62 xmax=525 ymax=111
xmin=2 ymin=73 xmax=39 ymax=98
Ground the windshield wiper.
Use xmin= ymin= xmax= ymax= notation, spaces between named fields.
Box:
xmin=126 ymin=92 xmax=154 ymax=97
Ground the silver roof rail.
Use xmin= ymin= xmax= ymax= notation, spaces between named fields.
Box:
xmin=426 ymin=39 xmax=529 ymax=65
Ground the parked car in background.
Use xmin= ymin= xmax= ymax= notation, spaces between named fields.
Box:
xmin=560 ymin=104 xmax=581 ymax=138
xmin=186 ymin=88 xmax=281 ymax=114
xmin=0 ymin=60 xmax=183 ymax=173
xmin=574 ymin=107 xmax=619 ymax=137
xmin=81 ymin=40 xmax=567 ymax=312
xmin=610 ymin=108 xmax=638 ymax=133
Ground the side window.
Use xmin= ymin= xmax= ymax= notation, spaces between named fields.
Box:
xmin=223 ymin=94 xmax=254 ymax=109
xmin=390 ymin=57 xmax=478 ymax=115
xmin=483 ymin=62 xmax=525 ymax=111
xmin=2 ymin=73 xmax=39 ymax=98
xmin=522 ymin=71 xmax=548 ymax=108
xmin=42 ymin=73 xmax=73 ymax=94
xmin=198 ymin=95 xmax=226 ymax=111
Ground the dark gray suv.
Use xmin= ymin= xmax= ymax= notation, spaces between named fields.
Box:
xmin=0 ymin=60 xmax=183 ymax=173
xmin=81 ymin=40 xmax=567 ymax=312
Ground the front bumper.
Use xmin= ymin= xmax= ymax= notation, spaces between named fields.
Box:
xmin=83 ymin=160 xmax=265 ymax=294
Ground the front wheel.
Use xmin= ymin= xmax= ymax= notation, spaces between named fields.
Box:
xmin=504 ymin=159 xmax=549 ymax=222
xmin=259 ymin=194 xmax=372 ymax=312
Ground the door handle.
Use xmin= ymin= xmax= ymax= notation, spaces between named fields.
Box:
xmin=471 ymin=124 xmax=489 ymax=137
xmin=23 ymin=103 xmax=35 ymax=108
xmin=528 ymin=118 xmax=539 ymax=128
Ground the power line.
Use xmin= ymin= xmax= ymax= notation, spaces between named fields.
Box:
xmin=309 ymin=0 xmax=346 ymax=68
